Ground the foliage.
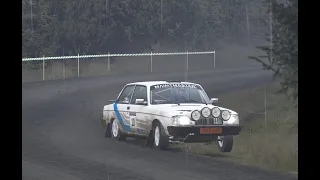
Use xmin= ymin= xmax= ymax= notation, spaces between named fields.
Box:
xmin=249 ymin=0 xmax=298 ymax=106
xmin=22 ymin=0 xmax=268 ymax=57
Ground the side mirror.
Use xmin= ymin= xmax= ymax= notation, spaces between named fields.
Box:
xmin=135 ymin=99 xmax=147 ymax=105
xmin=210 ymin=98 xmax=218 ymax=104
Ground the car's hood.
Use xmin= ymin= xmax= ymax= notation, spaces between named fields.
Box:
xmin=151 ymin=103 xmax=237 ymax=117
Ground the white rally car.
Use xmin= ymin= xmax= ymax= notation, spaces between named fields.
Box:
xmin=102 ymin=81 xmax=241 ymax=152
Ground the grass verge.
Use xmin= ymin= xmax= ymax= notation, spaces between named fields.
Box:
xmin=172 ymin=83 xmax=298 ymax=174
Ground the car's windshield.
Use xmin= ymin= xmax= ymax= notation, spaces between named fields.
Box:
xmin=150 ymin=83 xmax=210 ymax=105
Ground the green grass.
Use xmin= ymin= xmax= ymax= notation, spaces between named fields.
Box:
xmin=172 ymin=84 xmax=298 ymax=174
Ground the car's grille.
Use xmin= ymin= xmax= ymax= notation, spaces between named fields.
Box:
xmin=195 ymin=117 xmax=223 ymax=125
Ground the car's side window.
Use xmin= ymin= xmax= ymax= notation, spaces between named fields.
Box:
xmin=130 ymin=85 xmax=148 ymax=104
xmin=117 ymin=85 xmax=135 ymax=104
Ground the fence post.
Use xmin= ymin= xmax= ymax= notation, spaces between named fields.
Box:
xmin=264 ymin=85 xmax=267 ymax=127
xmin=184 ymin=50 xmax=189 ymax=81
xmin=77 ymin=53 xmax=80 ymax=78
xmin=42 ymin=55 xmax=45 ymax=81
xmin=186 ymin=50 xmax=189 ymax=71
xmin=150 ymin=51 xmax=153 ymax=73
xmin=63 ymin=58 xmax=65 ymax=80
xmin=213 ymin=49 xmax=216 ymax=69
xmin=62 ymin=47 xmax=65 ymax=79
xmin=108 ymin=52 xmax=110 ymax=72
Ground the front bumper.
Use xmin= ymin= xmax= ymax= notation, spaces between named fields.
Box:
xmin=167 ymin=125 xmax=241 ymax=143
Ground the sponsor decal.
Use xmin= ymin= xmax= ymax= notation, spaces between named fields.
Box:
xmin=151 ymin=83 xmax=198 ymax=89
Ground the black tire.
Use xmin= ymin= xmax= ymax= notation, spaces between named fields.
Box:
xmin=217 ymin=135 xmax=233 ymax=152
xmin=152 ymin=121 xmax=169 ymax=150
xmin=145 ymin=130 xmax=155 ymax=148
xmin=104 ymin=123 xmax=111 ymax=138
xmin=110 ymin=119 xmax=126 ymax=141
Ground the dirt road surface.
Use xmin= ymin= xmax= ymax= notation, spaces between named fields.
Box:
xmin=22 ymin=67 xmax=297 ymax=180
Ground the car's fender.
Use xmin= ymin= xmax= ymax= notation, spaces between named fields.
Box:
xmin=157 ymin=116 xmax=173 ymax=136
xmin=147 ymin=108 xmax=175 ymax=136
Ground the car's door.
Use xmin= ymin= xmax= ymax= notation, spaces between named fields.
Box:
xmin=128 ymin=85 xmax=149 ymax=136
xmin=115 ymin=85 xmax=136 ymax=133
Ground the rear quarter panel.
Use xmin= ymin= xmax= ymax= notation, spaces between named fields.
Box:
xmin=102 ymin=104 xmax=115 ymax=127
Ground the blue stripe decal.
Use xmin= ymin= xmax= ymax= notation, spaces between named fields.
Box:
xmin=113 ymin=102 xmax=131 ymax=132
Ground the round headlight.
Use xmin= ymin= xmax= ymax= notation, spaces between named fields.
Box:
xmin=191 ymin=110 xmax=201 ymax=121
xmin=201 ymin=107 xmax=211 ymax=118
xmin=221 ymin=110 xmax=231 ymax=120
xmin=212 ymin=107 xmax=221 ymax=118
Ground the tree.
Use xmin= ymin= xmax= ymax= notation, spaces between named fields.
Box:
xmin=22 ymin=0 xmax=268 ymax=57
xmin=249 ymin=0 xmax=298 ymax=106
xmin=22 ymin=0 xmax=59 ymax=57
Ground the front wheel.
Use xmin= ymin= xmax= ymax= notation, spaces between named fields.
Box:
xmin=217 ymin=135 xmax=233 ymax=152
xmin=153 ymin=122 xmax=169 ymax=150
xmin=111 ymin=119 xmax=126 ymax=141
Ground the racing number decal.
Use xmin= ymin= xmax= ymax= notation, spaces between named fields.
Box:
xmin=130 ymin=117 xmax=136 ymax=127
xmin=129 ymin=112 xmax=136 ymax=127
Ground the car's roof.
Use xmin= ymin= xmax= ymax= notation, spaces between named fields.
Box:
xmin=126 ymin=81 xmax=198 ymax=87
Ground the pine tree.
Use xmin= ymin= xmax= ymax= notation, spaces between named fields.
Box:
xmin=249 ymin=0 xmax=298 ymax=106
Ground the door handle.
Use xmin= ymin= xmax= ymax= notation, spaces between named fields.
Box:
xmin=127 ymin=106 xmax=130 ymax=110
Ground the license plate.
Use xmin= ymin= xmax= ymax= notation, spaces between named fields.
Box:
xmin=200 ymin=127 xmax=222 ymax=134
